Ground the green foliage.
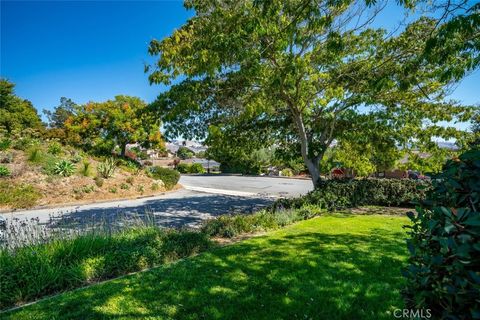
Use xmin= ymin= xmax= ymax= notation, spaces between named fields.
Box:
xmin=97 ymin=158 xmax=117 ymax=179
xmin=27 ymin=146 xmax=43 ymax=163
xmin=52 ymin=160 xmax=76 ymax=177
xmin=43 ymin=97 xmax=78 ymax=129
xmin=0 ymin=79 xmax=44 ymax=134
xmin=148 ymin=0 xmax=474 ymax=187
xmin=109 ymin=187 xmax=117 ymax=193
xmin=64 ymin=96 xmax=165 ymax=156
xmin=94 ymin=176 xmax=104 ymax=188
xmin=80 ymin=160 xmax=91 ymax=177
xmin=404 ymin=147 xmax=480 ymax=319
xmin=177 ymin=146 xmax=194 ymax=160
xmin=136 ymin=184 xmax=145 ymax=194
xmin=147 ymin=166 xmax=180 ymax=190
xmin=0 ymin=182 xmax=41 ymax=208
xmin=151 ymin=182 xmax=160 ymax=191
xmin=47 ymin=141 xmax=62 ymax=155
xmin=0 ymin=227 xmax=211 ymax=309
xmin=0 ymin=165 xmax=11 ymax=177
xmin=274 ymin=178 xmax=431 ymax=212
xmin=120 ymin=183 xmax=129 ymax=190
xmin=176 ymin=163 xmax=191 ymax=173
xmin=202 ymin=204 xmax=324 ymax=238
xmin=0 ymin=138 xmax=11 ymax=151
xmin=189 ymin=163 xmax=205 ymax=174
xmin=280 ymin=168 xmax=293 ymax=177
xmin=4 ymin=216 xmax=408 ymax=320
xmin=126 ymin=176 xmax=134 ymax=184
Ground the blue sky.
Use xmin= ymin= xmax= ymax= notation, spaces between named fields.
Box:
xmin=1 ymin=1 xmax=478 ymax=128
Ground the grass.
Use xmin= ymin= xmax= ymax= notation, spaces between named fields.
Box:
xmin=0 ymin=181 xmax=41 ymax=208
xmin=4 ymin=215 xmax=410 ymax=319
xmin=0 ymin=228 xmax=211 ymax=310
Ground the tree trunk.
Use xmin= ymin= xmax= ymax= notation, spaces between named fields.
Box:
xmin=120 ymin=143 xmax=127 ymax=158
xmin=291 ymin=111 xmax=322 ymax=188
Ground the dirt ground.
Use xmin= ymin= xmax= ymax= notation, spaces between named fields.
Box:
xmin=0 ymin=150 xmax=174 ymax=210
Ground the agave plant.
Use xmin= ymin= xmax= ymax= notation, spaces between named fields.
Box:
xmin=53 ymin=160 xmax=76 ymax=177
xmin=97 ymin=157 xmax=117 ymax=178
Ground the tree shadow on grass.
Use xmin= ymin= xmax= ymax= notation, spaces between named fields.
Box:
xmin=7 ymin=227 xmax=408 ymax=320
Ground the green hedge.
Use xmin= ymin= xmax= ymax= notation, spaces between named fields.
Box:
xmin=148 ymin=166 xmax=180 ymax=190
xmin=404 ymin=148 xmax=480 ymax=319
xmin=0 ymin=228 xmax=211 ymax=310
xmin=273 ymin=178 xmax=431 ymax=211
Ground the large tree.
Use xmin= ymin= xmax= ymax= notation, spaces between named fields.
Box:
xmin=65 ymin=96 xmax=165 ymax=156
xmin=0 ymin=79 xmax=44 ymax=134
xmin=148 ymin=0 xmax=476 ymax=187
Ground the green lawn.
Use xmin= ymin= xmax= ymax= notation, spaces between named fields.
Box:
xmin=4 ymin=214 xmax=409 ymax=320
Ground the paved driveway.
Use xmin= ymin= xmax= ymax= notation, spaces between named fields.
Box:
xmin=1 ymin=175 xmax=313 ymax=229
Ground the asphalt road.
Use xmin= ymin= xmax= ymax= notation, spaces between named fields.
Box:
xmin=1 ymin=175 xmax=313 ymax=229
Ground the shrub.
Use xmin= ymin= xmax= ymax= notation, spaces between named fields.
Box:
xmin=136 ymin=185 xmax=145 ymax=194
xmin=0 ymin=152 xmax=14 ymax=164
xmin=0 ymin=138 xmax=11 ymax=151
xmin=97 ymin=158 xmax=117 ymax=178
xmin=273 ymin=178 xmax=431 ymax=212
xmin=70 ymin=154 xmax=83 ymax=163
xmin=147 ymin=166 xmax=180 ymax=190
xmin=0 ymin=227 xmax=211 ymax=309
xmin=189 ymin=163 xmax=206 ymax=174
xmin=200 ymin=208 xmax=318 ymax=238
xmin=280 ymin=168 xmax=294 ymax=177
xmin=109 ymin=187 xmax=117 ymax=193
xmin=80 ymin=160 xmax=91 ymax=177
xmin=47 ymin=142 xmax=62 ymax=155
xmin=53 ymin=160 xmax=76 ymax=177
xmin=126 ymin=176 xmax=134 ymax=184
xmin=0 ymin=166 xmax=11 ymax=177
xmin=13 ymin=136 xmax=36 ymax=151
xmin=403 ymin=148 xmax=480 ymax=319
xmin=27 ymin=146 xmax=43 ymax=163
xmin=120 ymin=183 xmax=129 ymax=190
xmin=151 ymin=182 xmax=160 ymax=191
xmin=94 ymin=176 xmax=104 ymax=187
xmin=176 ymin=163 xmax=191 ymax=173
xmin=0 ymin=182 xmax=41 ymax=208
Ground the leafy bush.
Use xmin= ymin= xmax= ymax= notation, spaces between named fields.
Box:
xmin=0 ymin=166 xmax=11 ymax=177
xmin=177 ymin=146 xmax=194 ymax=160
xmin=403 ymin=148 xmax=480 ymax=319
xmin=109 ymin=187 xmax=117 ymax=193
xmin=120 ymin=183 xmax=130 ymax=190
xmin=0 ymin=138 xmax=11 ymax=151
xmin=280 ymin=168 xmax=293 ymax=177
xmin=147 ymin=166 xmax=180 ymax=190
xmin=47 ymin=142 xmax=62 ymax=155
xmin=189 ymin=163 xmax=206 ymax=174
xmin=97 ymin=157 xmax=117 ymax=178
xmin=0 ymin=182 xmax=41 ymax=208
xmin=273 ymin=178 xmax=430 ymax=212
xmin=176 ymin=163 xmax=191 ymax=173
xmin=126 ymin=176 xmax=134 ymax=184
xmin=53 ymin=160 xmax=76 ymax=177
xmin=0 ymin=227 xmax=211 ymax=309
xmin=94 ymin=176 xmax=104 ymax=187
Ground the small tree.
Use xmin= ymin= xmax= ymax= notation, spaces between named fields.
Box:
xmin=177 ymin=146 xmax=194 ymax=160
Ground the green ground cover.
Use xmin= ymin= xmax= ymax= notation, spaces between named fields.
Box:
xmin=4 ymin=214 xmax=409 ymax=320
